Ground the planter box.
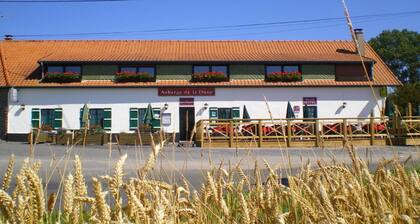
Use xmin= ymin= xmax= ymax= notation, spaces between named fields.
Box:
xmin=28 ymin=130 xmax=55 ymax=144
xmin=56 ymin=133 xmax=105 ymax=145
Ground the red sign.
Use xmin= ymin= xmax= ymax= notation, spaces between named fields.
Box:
xmin=293 ymin=105 xmax=300 ymax=113
xmin=158 ymin=88 xmax=215 ymax=96
xmin=179 ymin=98 xmax=194 ymax=107
xmin=303 ymin=97 xmax=317 ymax=105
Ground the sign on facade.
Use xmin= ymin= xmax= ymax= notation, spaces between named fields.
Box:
xmin=161 ymin=113 xmax=171 ymax=125
xmin=158 ymin=88 xmax=215 ymax=96
xmin=303 ymin=97 xmax=317 ymax=105
xmin=293 ymin=105 xmax=300 ymax=113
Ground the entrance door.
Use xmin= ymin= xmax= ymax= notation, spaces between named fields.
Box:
xmin=179 ymin=107 xmax=195 ymax=141
xmin=303 ymin=106 xmax=318 ymax=118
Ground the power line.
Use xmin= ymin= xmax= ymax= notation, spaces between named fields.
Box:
xmin=6 ymin=10 xmax=420 ymax=38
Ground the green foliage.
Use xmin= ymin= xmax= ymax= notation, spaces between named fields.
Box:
xmin=368 ymin=29 xmax=420 ymax=83
xmin=265 ymin=72 xmax=302 ymax=82
xmin=389 ymin=83 xmax=420 ymax=116
xmin=114 ymin=72 xmax=155 ymax=82
xmin=42 ymin=73 xmax=81 ymax=83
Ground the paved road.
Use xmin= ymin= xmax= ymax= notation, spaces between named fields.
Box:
xmin=0 ymin=141 xmax=418 ymax=193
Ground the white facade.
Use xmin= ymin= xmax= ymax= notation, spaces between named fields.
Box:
xmin=8 ymin=87 xmax=384 ymax=134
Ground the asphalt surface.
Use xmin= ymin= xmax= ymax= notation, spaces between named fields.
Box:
xmin=0 ymin=141 xmax=418 ymax=194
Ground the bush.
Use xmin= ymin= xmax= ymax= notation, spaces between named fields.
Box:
xmin=42 ymin=72 xmax=81 ymax=83
xmin=265 ymin=72 xmax=302 ymax=82
xmin=114 ymin=72 xmax=155 ymax=82
xmin=191 ymin=72 xmax=229 ymax=82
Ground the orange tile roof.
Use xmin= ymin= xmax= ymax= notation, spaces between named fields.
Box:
xmin=0 ymin=40 xmax=401 ymax=87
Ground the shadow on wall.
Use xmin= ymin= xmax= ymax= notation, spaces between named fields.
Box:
xmin=335 ymin=105 xmax=344 ymax=115
xmin=358 ymin=100 xmax=378 ymax=117
xmin=14 ymin=107 xmax=24 ymax=117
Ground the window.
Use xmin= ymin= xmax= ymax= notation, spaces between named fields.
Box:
xmin=32 ymin=108 xmax=62 ymax=130
xmin=283 ymin=65 xmax=299 ymax=73
xmin=89 ymin=109 xmax=104 ymax=128
xmin=119 ymin=66 xmax=155 ymax=75
xmin=193 ymin=65 xmax=228 ymax=76
xmin=41 ymin=109 xmax=55 ymax=129
xmin=120 ymin=67 xmax=137 ymax=73
xmin=47 ymin=66 xmax=81 ymax=73
xmin=209 ymin=107 xmax=240 ymax=119
xmin=138 ymin=108 xmax=147 ymax=126
xmin=265 ymin=65 xmax=300 ymax=74
xmin=266 ymin=66 xmax=282 ymax=74
xmin=218 ymin=108 xmax=232 ymax=119
xmin=193 ymin=66 xmax=210 ymax=73
xmin=129 ymin=107 xmax=160 ymax=130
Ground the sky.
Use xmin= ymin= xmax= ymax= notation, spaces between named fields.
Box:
xmin=0 ymin=0 xmax=419 ymax=41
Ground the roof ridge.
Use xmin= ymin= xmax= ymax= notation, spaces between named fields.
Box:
xmin=2 ymin=39 xmax=355 ymax=43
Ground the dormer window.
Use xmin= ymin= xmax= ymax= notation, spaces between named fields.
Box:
xmin=265 ymin=65 xmax=300 ymax=75
xmin=47 ymin=66 xmax=81 ymax=74
xmin=119 ymin=66 xmax=156 ymax=76
xmin=193 ymin=65 xmax=228 ymax=75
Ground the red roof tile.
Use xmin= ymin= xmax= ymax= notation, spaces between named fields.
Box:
xmin=0 ymin=40 xmax=401 ymax=87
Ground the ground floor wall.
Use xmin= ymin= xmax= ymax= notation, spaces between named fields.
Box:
xmin=7 ymin=87 xmax=384 ymax=136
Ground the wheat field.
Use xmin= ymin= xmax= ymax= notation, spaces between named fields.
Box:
xmin=0 ymin=141 xmax=418 ymax=224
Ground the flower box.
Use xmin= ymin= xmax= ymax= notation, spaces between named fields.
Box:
xmin=265 ymin=72 xmax=302 ymax=82
xmin=191 ymin=72 xmax=229 ymax=82
xmin=42 ymin=72 xmax=81 ymax=83
xmin=114 ymin=72 xmax=155 ymax=83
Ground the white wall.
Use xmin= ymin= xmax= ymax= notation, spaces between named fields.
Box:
xmin=8 ymin=87 xmax=384 ymax=134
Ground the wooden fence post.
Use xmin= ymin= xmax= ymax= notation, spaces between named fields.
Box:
xmin=258 ymin=120 xmax=263 ymax=148
xmin=370 ymin=114 xmax=375 ymax=145
xmin=408 ymin=102 xmax=412 ymax=129
xmin=343 ymin=118 xmax=348 ymax=146
xmin=229 ymin=120 xmax=234 ymax=148
xmin=287 ymin=120 xmax=292 ymax=147
xmin=315 ymin=119 xmax=320 ymax=147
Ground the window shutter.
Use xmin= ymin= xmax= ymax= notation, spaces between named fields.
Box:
xmin=151 ymin=108 xmax=161 ymax=128
xmin=31 ymin=108 xmax=40 ymax=128
xmin=54 ymin=108 xmax=62 ymax=129
xmin=232 ymin=107 xmax=240 ymax=119
xmin=103 ymin=108 xmax=112 ymax=131
xmin=209 ymin=107 xmax=218 ymax=119
xmin=129 ymin=108 xmax=138 ymax=130
xmin=80 ymin=108 xmax=83 ymax=129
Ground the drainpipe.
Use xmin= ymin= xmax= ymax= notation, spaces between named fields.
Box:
xmin=40 ymin=61 xmax=45 ymax=79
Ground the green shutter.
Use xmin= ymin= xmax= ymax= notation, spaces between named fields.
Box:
xmin=54 ymin=108 xmax=62 ymax=129
xmin=151 ymin=108 xmax=161 ymax=129
xmin=31 ymin=108 xmax=40 ymax=128
xmin=209 ymin=107 xmax=218 ymax=119
xmin=129 ymin=108 xmax=138 ymax=130
xmin=103 ymin=108 xmax=112 ymax=131
xmin=80 ymin=108 xmax=84 ymax=129
xmin=232 ymin=107 xmax=240 ymax=119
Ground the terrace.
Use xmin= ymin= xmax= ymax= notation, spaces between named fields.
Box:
xmin=195 ymin=115 xmax=420 ymax=148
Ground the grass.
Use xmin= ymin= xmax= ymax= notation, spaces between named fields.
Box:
xmin=0 ymin=140 xmax=418 ymax=223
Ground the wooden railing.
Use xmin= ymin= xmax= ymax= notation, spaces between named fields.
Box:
xmin=195 ymin=116 xmax=420 ymax=148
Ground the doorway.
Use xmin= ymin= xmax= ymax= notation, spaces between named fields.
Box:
xmin=179 ymin=107 xmax=195 ymax=141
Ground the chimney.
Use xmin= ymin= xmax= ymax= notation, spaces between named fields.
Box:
xmin=354 ymin=28 xmax=365 ymax=56
xmin=4 ymin=35 xmax=13 ymax=41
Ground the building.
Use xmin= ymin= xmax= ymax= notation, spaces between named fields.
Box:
xmin=0 ymin=30 xmax=401 ymax=142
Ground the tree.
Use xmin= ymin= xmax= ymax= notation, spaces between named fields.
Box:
xmin=388 ymin=83 xmax=419 ymax=116
xmin=368 ymin=29 xmax=419 ymax=83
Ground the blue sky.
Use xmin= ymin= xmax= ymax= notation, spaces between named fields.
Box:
xmin=0 ymin=0 xmax=419 ymax=40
